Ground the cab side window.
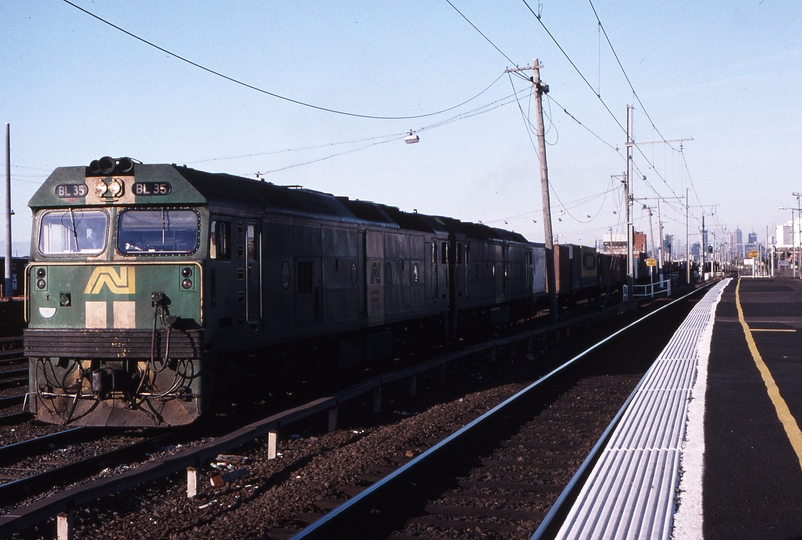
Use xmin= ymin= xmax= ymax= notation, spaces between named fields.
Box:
xmin=210 ymin=220 xmax=231 ymax=260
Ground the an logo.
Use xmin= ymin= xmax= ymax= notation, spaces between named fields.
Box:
xmin=84 ymin=266 xmax=136 ymax=294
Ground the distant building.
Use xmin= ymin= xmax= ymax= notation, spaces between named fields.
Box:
xmin=634 ymin=231 xmax=647 ymax=256
xmin=601 ymin=230 xmax=647 ymax=257
xmin=776 ymin=218 xmax=800 ymax=249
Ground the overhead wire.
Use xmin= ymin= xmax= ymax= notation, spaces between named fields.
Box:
xmin=184 ymin=133 xmax=405 ymax=165
xmin=515 ymin=0 xmax=686 ymax=234
xmin=516 ymin=0 xmax=703 ymax=226
xmin=503 ymin=57 xmax=624 ymax=230
xmin=484 ymin=181 xmax=621 ymax=226
xmin=680 ymin=146 xmax=705 ymax=208
xmin=542 ymin=90 xmax=560 ymax=146
xmin=255 ymin=136 xmax=404 ymax=175
xmin=587 ymin=0 xmax=679 ymax=153
xmin=443 ymin=0 xmax=520 ymax=68
xmin=545 ymin=93 xmax=621 ymax=154
xmin=520 ymin=0 xmax=626 ymax=135
xmin=549 ymin=178 xmax=612 ymax=225
xmin=508 ymin=75 xmax=539 ymax=158
xmin=247 ymin=86 xmax=531 ymax=176
xmin=62 ymin=0 xmax=506 ymax=121
xmin=586 ymin=0 xmax=705 ymax=213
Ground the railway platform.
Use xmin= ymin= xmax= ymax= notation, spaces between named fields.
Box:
xmin=550 ymin=277 xmax=802 ymax=540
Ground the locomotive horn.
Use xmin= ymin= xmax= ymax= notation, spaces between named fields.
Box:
xmin=116 ymin=157 xmax=135 ymax=174
xmin=98 ymin=156 xmax=116 ymax=175
xmin=88 ymin=159 xmax=101 ymax=174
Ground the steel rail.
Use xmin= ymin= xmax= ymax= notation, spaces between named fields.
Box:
xmin=0 ymin=354 xmax=24 ymax=367
xmin=0 ymin=298 xmax=662 ymax=537
xmin=530 ymin=280 xmax=716 ymax=540
xmin=0 ymin=378 xmax=26 ymax=391
xmin=0 ymin=427 xmax=85 ymax=465
xmin=0 ymin=338 xmax=22 ymax=350
xmin=0 ymin=394 xmax=24 ymax=409
xmin=0 ymin=370 xmax=26 ymax=391
xmin=0 ymin=433 xmax=173 ymax=508
xmin=0 ymin=411 xmax=31 ymax=425
xmin=0 ymin=368 xmax=26 ymax=379
xmin=291 ymin=284 xmax=712 ymax=539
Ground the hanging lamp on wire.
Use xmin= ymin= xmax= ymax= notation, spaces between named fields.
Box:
xmin=404 ymin=130 xmax=420 ymax=144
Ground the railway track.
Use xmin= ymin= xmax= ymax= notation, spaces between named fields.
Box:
xmin=0 ymin=339 xmax=27 ymax=422
xmin=0 ymin=288 xmax=704 ymax=539
xmin=0 ymin=368 xmax=26 ymax=391
xmin=289 ymin=289 xmax=701 ymax=539
xmin=0 ymin=338 xmax=24 ymax=365
xmin=0 ymin=429 xmax=170 ymax=513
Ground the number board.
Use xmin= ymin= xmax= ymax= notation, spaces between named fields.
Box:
xmin=133 ymin=182 xmax=172 ymax=196
xmin=55 ymin=183 xmax=89 ymax=198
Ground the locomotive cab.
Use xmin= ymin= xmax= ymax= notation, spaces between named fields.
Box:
xmin=25 ymin=158 xmax=209 ymax=426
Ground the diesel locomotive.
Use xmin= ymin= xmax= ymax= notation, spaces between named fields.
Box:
xmin=25 ymin=157 xmax=559 ymax=427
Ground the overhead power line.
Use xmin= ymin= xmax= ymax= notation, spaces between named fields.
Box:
xmin=444 ymin=0 xmax=519 ymax=68
xmin=520 ymin=0 xmax=625 ymax=135
xmin=545 ymin=93 xmax=621 ymax=154
xmin=587 ymin=0 xmax=680 ymax=154
xmin=62 ymin=0 xmax=504 ymax=121
xmin=188 ymin=86 xmax=530 ymax=176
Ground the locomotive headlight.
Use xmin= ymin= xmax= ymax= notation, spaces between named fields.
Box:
xmin=181 ymin=267 xmax=192 ymax=278
xmin=181 ymin=279 xmax=193 ymax=289
xmin=36 ymin=268 xmax=46 ymax=290
xmin=94 ymin=179 xmax=108 ymax=197
xmin=37 ymin=279 xmax=46 ymax=290
xmin=108 ymin=178 xmax=124 ymax=197
xmin=36 ymin=268 xmax=46 ymax=279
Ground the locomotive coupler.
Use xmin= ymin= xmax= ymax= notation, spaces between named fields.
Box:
xmin=91 ymin=365 xmax=129 ymax=399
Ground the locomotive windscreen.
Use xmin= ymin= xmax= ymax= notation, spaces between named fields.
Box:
xmin=38 ymin=209 xmax=107 ymax=255
xmin=117 ymin=208 xmax=199 ymax=254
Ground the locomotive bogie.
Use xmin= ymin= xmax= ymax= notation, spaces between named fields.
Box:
xmin=29 ymin=355 xmax=207 ymax=426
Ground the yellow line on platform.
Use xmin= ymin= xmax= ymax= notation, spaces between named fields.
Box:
xmin=736 ymin=278 xmax=802 ymax=471
xmin=751 ymin=328 xmax=797 ymax=333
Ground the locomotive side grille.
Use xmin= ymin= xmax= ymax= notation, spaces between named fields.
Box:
xmin=24 ymin=328 xmax=204 ymax=359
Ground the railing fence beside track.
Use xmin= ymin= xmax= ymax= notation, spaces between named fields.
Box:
xmin=624 ymin=277 xmax=672 ymax=302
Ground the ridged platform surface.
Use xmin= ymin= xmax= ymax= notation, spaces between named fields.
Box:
xmin=553 ymin=280 xmax=729 ymax=540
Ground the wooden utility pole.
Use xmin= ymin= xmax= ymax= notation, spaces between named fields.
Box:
xmin=4 ymin=124 xmax=10 ymax=299
xmin=507 ymin=60 xmax=558 ymax=322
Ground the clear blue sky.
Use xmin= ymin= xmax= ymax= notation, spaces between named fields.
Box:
xmin=2 ymin=0 xmax=800 ymax=256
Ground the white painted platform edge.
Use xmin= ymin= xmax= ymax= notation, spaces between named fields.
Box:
xmin=553 ymin=280 xmax=730 ymax=540
xmin=671 ymin=278 xmax=730 ymax=539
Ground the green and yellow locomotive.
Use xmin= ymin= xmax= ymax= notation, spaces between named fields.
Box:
xmin=25 ymin=157 xmax=542 ymax=427
xmin=26 ymin=158 xmax=212 ymax=426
